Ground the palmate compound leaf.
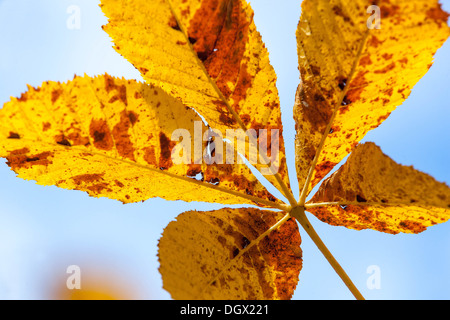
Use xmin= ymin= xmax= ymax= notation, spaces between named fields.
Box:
xmin=158 ymin=208 xmax=302 ymax=300
xmin=295 ymin=0 xmax=450 ymax=200
xmin=100 ymin=0 xmax=293 ymax=201
xmin=2 ymin=0 xmax=449 ymax=302
xmin=0 ymin=74 xmax=282 ymax=207
xmin=307 ymin=142 xmax=450 ymax=235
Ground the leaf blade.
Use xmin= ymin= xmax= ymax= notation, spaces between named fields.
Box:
xmin=158 ymin=208 xmax=302 ymax=300
xmin=0 ymin=74 xmax=281 ymax=206
xmin=295 ymin=0 xmax=450 ymax=200
xmin=100 ymin=0 xmax=292 ymax=198
xmin=307 ymin=142 xmax=450 ymax=234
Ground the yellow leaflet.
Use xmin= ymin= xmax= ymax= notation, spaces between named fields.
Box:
xmin=307 ymin=143 xmax=450 ymax=234
xmin=100 ymin=0 xmax=291 ymax=194
xmin=0 ymin=74 xmax=280 ymax=206
xmin=158 ymin=208 xmax=302 ymax=300
xmin=295 ymin=0 xmax=450 ymax=198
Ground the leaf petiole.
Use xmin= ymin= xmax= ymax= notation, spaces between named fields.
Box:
xmin=290 ymin=206 xmax=365 ymax=300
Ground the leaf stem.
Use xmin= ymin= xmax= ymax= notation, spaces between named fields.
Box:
xmin=290 ymin=206 xmax=365 ymax=300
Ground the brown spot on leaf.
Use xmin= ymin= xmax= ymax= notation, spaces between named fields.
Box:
xmin=399 ymin=220 xmax=426 ymax=234
xmin=7 ymin=132 xmax=20 ymax=139
xmin=115 ymin=86 xmax=128 ymax=105
xmin=17 ymin=92 xmax=28 ymax=102
xmin=185 ymin=36 xmax=196 ymax=45
xmin=168 ymin=15 xmax=181 ymax=31
xmin=213 ymin=100 xmax=237 ymax=126
xmin=359 ymin=55 xmax=372 ymax=67
xmin=159 ymin=132 xmax=176 ymax=170
xmin=51 ymin=89 xmax=63 ymax=104
xmin=112 ymin=110 xmax=136 ymax=161
xmin=219 ymin=112 xmax=237 ymax=126
xmin=241 ymin=114 xmax=251 ymax=125
xmin=309 ymin=65 xmax=321 ymax=77
xmin=143 ymin=146 xmax=157 ymax=165
xmin=127 ymin=111 xmax=138 ymax=125
xmin=104 ymin=75 xmax=128 ymax=105
xmin=298 ymin=83 xmax=333 ymax=135
xmin=332 ymin=5 xmax=352 ymax=23
xmin=6 ymin=148 xmax=53 ymax=170
xmin=7 ymin=148 xmax=29 ymax=156
xmin=398 ymin=57 xmax=408 ymax=65
xmin=72 ymin=173 xmax=105 ymax=185
xmin=42 ymin=122 xmax=51 ymax=132
xmin=426 ymin=5 xmax=450 ymax=27
xmin=374 ymin=62 xmax=396 ymax=74
xmin=380 ymin=4 xmax=400 ymax=18
xmin=229 ymin=64 xmax=254 ymax=110
xmin=356 ymin=195 xmax=367 ymax=203
xmin=377 ymin=112 xmax=391 ymax=123
xmin=108 ymin=96 xmax=119 ymax=104
xmin=188 ymin=0 xmax=254 ymax=109
xmin=385 ymin=88 xmax=394 ymax=97
xmin=115 ymin=180 xmax=124 ymax=188
xmin=382 ymin=53 xmax=393 ymax=60
xmin=311 ymin=205 xmax=396 ymax=234
xmin=313 ymin=161 xmax=337 ymax=186
xmin=90 ymin=119 xmax=114 ymax=151
xmin=367 ymin=35 xmax=383 ymax=48
xmin=104 ymin=76 xmax=115 ymax=92
xmin=86 ymin=183 xmax=112 ymax=194
xmin=67 ymin=131 xmax=90 ymax=147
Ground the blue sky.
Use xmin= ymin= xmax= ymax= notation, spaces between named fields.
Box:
xmin=0 ymin=0 xmax=449 ymax=300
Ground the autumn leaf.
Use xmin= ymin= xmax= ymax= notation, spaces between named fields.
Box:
xmin=295 ymin=0 xmax=450 ymax=201
xmin=100 ymin=0 xmax=293 ymax=201
xmin=0 ymin=74 xmax=282 ymax=207
xmin=1 ymin=0 xmax=450 ymax=301
xmin=307 ymin=142 xmax=450 ymax=235
xmin=158 ymin=208 xmax=301 ymax=300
